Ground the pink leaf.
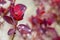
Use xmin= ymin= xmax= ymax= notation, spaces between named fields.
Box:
xmin=9 ymin=0 xmax=15 ymax=3
xmin=46 ymin=27 xmax=58 ymax=38
xmin=17 ymin=24 xmax=31 ymax=35
xmin=0 ymin=0 xmax=6 ymax=4
xmin=8 ymin=28 xmax=15 ymax=35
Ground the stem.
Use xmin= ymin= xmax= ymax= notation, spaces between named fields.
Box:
xmin=3 ymin=9 xmax=8 ymax=16
xmin=23 ymin=37 xmax=26 ymax=40
xmin=11 ymin=21 xmax=18 ymax=40
xmin=11 ymin=33 xmax=15 ymax=40
xmin=23 ymin=35 xmax=27 ymax=40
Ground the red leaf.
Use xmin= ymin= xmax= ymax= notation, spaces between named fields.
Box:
xmin=0 ymin=7 xmax=6 ymax=15
xmin=30 ymin=16 xmax=43 ymax=25
xmin=3 ymin=16 xmax=17 ymax=25
xmin=9 ymin=4 xmax=27 ymax=21
xmin=36 ymin=8 xmax=45 ymax=16
xmin=52 ymin=36 xmax=60 ymax=40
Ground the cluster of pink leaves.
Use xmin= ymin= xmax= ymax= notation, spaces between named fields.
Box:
xmin=0 ymin=0 xmax=60 ymax=40
xmin=29 ymin=0 xmax=60 ymax=40
xmin=29 ymin=9 xmax=60 ymax=40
